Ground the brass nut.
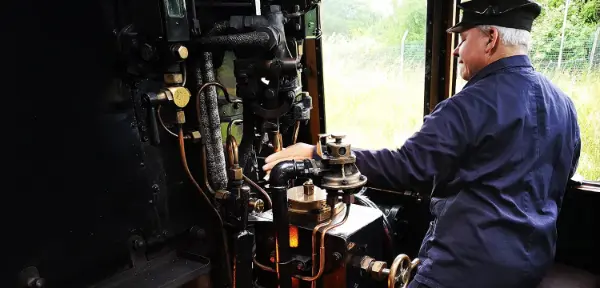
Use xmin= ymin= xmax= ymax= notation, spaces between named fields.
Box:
xmin=176 ymin=110 xmax=186 ymax=124
xmin=360 ymin=256 xmax=375 ymax=272
xmin=164 ymin=73 xmax=183 ymax=84
xmin=165 ymin=87 xmax=191 ymax=108
xmin=190 ymin=131 xmax=201 ymax=143
xmin=370 ymin=261 xmax=388 ymax=281
xmin=176 ymin=45 xmax=189 ymax=59
xmin=215 ymin=190 xmax=230 ymax=200
xmin=229 ymin=167 xmax=243 ymax=181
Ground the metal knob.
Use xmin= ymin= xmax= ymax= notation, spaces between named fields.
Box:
xmin=303 ymin=179 xmax=315 ymax=196
xmin=171 ymin=44 xmax=189 ymax=60
xmin=331 ymin=134 xmax=346 ymax=144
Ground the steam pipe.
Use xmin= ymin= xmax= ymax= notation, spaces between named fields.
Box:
xmin=199 ymin=52 xmax=228 ymax=190
xmin=268 ymin=159 xmax=322 ymax=288
xmin=206 ymin=20 xmax=230 ymax=36
xmin=195 ymin=31 xmax=276 ymax=50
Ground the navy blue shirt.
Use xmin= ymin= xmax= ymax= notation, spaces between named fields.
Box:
xmin=352 ymin=55 xmax=581 ymax=288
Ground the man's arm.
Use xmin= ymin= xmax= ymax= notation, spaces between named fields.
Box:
xmin=350 ymin=97 xmax=472 ymax=193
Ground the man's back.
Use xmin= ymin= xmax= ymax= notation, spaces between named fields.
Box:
xmin=412 ymin=55 xmax=581 ymax=288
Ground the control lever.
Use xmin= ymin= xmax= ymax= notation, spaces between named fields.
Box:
xmin=143 ymin=93 xmax=161 ymax=145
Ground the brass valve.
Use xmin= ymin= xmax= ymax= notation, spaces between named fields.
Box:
xmin=249 ymin=198 xmax=265 ymax=213
xmin=316 ymin=133 xmax=367 ymax=192
xmin=357 ymin=254 xmax=420 ymax=288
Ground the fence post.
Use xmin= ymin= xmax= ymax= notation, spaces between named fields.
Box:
xmin=589 ymin=27 xmax=600 ymax=73
xmin=400 ymin=29 xmax=409 ymax=76
xmin=557 ymin=0 xmax=571 ymax=70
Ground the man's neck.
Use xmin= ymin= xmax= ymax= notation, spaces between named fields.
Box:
xmin=487 ymin=46 xmax=527 ymax=65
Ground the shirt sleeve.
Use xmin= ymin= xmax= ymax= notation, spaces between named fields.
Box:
xmin=351 ymin=97 xmax=472 ymax=193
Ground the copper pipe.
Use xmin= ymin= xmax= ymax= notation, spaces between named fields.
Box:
xmin=181 ymin=62 xmax=187 ymax=87
xmin=251 ymin=203 xmax=352 ymax=287
xmin=177 ymin=125 xmax=232 ymax=283
xmin=195 ymin=82 xmax=241 ymax=110
xmin=271 ymin=131 xmax=283 ymax=152
xmin=226 ymin=120 xmax=242 ymax=167
xmin=292 ymin=121 xmax=300 ymax=144
xmin=253 ymin=255 xmax=276 ymax=273
xmin=295 ymin=202 xmax=351 ymax=285
xmin=226 ymin=134 xmax=239 ymax=168
xmin=243 ymin=174 xmax=272 ymax=208
xmin=157 ymin=105 xmax=178 ymax=137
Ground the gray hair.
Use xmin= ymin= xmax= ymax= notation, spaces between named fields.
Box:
xmin=477 ymin=25 xmax=532 ymax=53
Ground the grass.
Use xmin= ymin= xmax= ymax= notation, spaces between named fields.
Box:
xmin=321 ymin=35 xmax=600 ymax=181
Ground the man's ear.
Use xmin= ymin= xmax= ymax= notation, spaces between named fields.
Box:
xmin=485 ymin=27 xmax=499 ymax=53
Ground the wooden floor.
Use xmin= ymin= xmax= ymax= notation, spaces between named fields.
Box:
xmin=538 ymin=263 xmax=599 ymax=288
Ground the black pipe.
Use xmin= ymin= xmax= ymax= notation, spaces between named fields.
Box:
xmin=195 ymin=31 xmax=276 ymax=49
xmin=268 ymin=159 xmax=323 ymax=288
xmin=206 ymin=20 xmax=230 ymax=36
xmin=271 ymin=185 xmax=292 ymax=288
xmin=200 ymin=52 xmax=229 ymax=190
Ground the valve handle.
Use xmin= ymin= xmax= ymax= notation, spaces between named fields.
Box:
xmin=388 ymin=254 xmax=420 ymax=288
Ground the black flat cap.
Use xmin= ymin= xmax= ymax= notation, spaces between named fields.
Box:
xmin=447 ymin=0 xmax=542 ymax=33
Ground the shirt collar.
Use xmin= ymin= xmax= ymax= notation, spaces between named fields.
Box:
xmin=463 ymin=55 xmax=533 ymax=88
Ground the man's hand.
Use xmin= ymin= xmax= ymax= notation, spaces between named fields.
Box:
xmin=262 ymin=142 xmax=315 ymax=172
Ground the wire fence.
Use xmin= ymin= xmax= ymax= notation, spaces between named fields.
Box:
xmin=323 ymin=29 xmax=600 ymax=75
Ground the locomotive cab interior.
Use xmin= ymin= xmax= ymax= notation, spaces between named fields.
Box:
xmin=9 ymin=0 xmax=599 ymax=287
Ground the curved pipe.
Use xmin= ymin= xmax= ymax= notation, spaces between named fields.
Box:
xmin=177 ymin=125 xmax=232 ymax=284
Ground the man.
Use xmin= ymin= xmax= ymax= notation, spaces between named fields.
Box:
xmin=263 ymin=0 xmax=581 ymax=287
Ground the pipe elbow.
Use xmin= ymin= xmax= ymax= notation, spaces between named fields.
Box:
xmin=269 ymin=160 xmax=297 ymax=187
xmin=269 ymin=159 xmax=324 ymax=188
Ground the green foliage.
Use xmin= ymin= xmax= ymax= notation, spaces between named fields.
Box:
xmin=531 ymin=0 xmax=600 ymax=65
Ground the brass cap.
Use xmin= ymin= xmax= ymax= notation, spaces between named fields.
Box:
xmin=165 ymin=87 xmax=191 ymax=108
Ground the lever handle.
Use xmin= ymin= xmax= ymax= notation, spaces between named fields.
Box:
xmin=142 ymin=93 xmax=161 ymax=146
xmin=147 ymin=105 xmax=161 ymax=145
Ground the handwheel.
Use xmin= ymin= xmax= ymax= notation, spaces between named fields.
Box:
xmin=387 ymin=254 xmax=420 ymax=288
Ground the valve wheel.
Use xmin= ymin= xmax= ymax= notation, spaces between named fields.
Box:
xmin=387 ymin=254 xmax=420 ymax=288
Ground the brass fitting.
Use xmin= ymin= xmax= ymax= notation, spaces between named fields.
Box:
xmin=249 ymin=198 xmax=265 ymax=213
xmin=370 ymin=261 xmax=388 ymax=281
xmin=189 ymin=131 xmax=201 ymax=143
xmin=303 ymin=179 xmax=315 ymax=196
xmin=359 ymin=256 xmax=388 ymax=281
xmin=215 ymin=190 xmax=231 ymax=201
xmin=228 ymin=167 xmax=243 ymax=181
xmin=156 ymin=87 xmax=191 ymax=108
xmin=164 ymin=73 xmax=183 ymax=84
xmin=173 ymin=45 xmax=189 ymax=60
xmin=176 ymin=110 xmax=186 ymax=124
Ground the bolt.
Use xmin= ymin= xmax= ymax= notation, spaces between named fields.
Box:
xmin=134 ymin=239 xmax=145 ymax=250
xmin=31 ymin=278 xmax=45 ymax=288
xmin=264 ymin=89 xmax=276 ymax=99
